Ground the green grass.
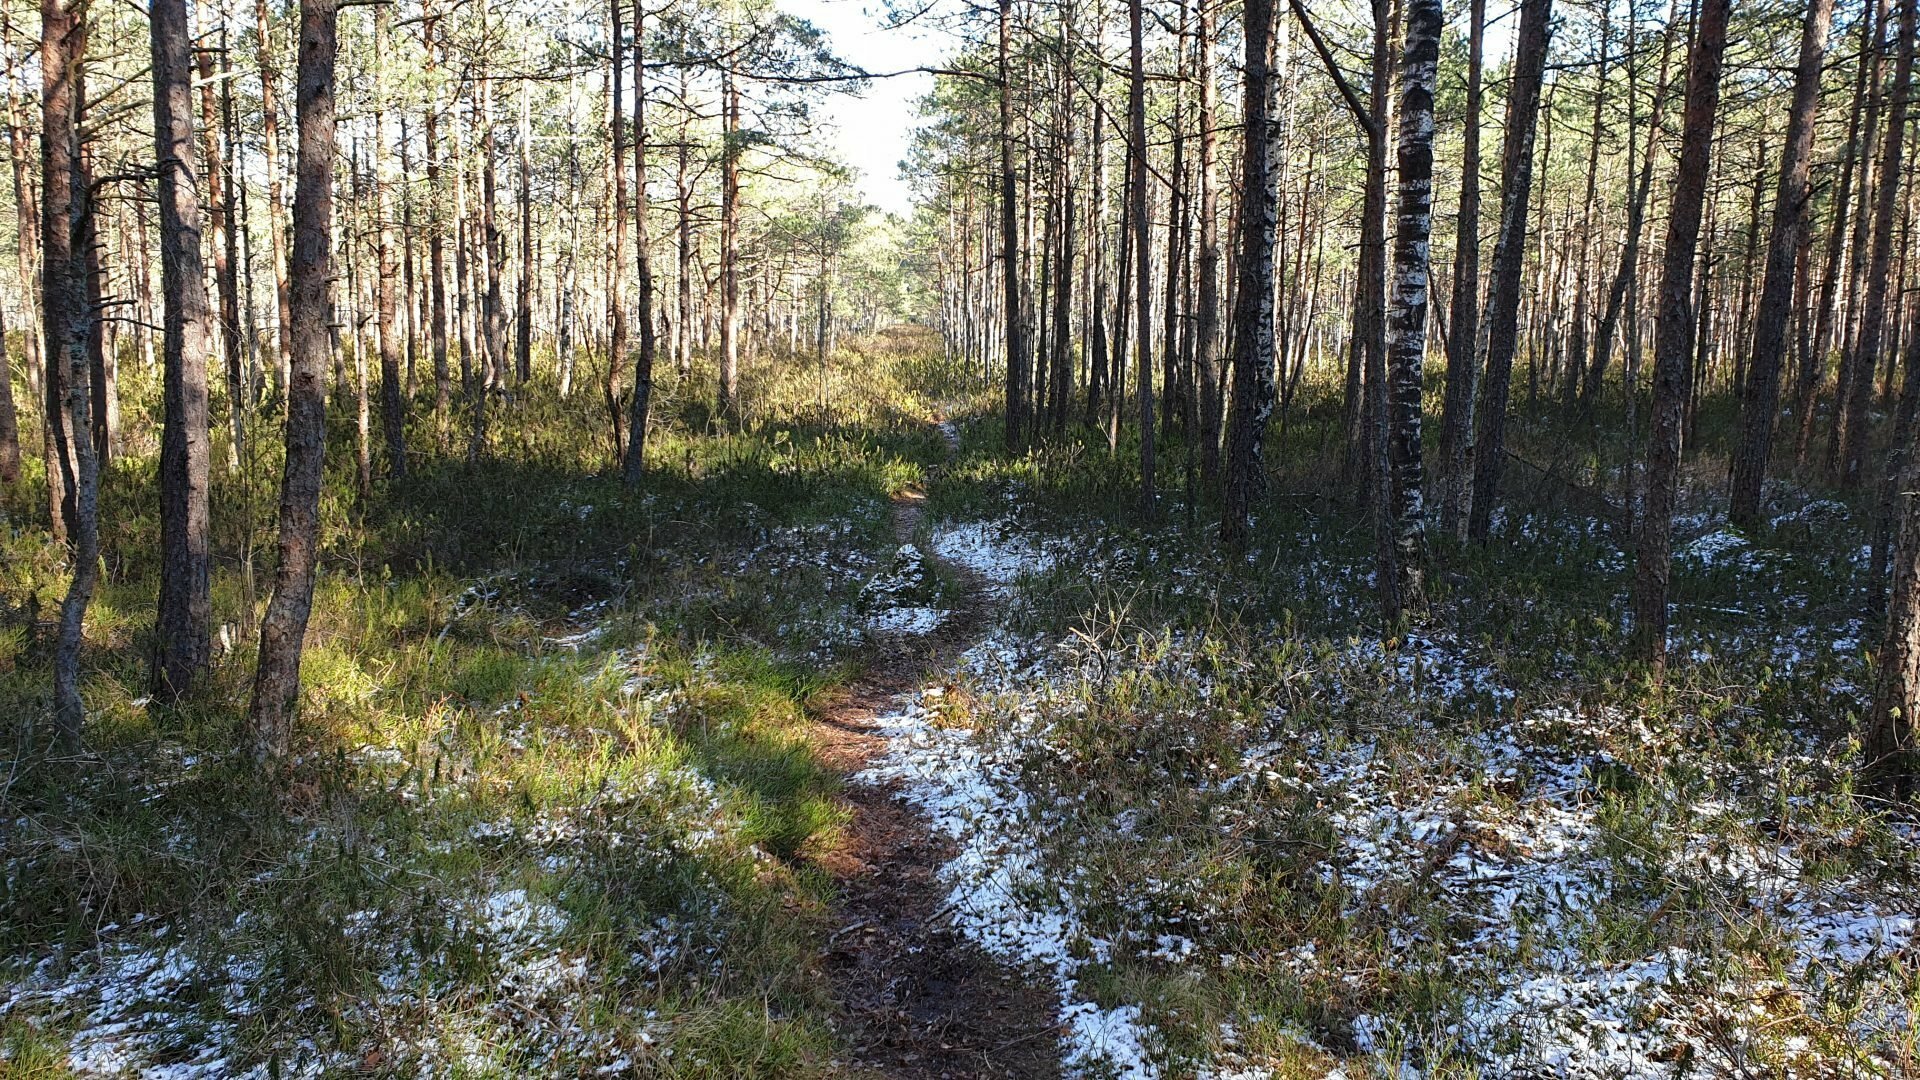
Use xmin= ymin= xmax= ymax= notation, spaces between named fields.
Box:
xmin=0 ymin=330 xmax=965 ymax=1077
xmin=5 ymin=334 xmax=1916 ymax=1077
xmin=906 ymin=366 xmax=1916 ymax=1076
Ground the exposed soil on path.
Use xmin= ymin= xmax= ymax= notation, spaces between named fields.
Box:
xmin=810 ymin=433 xmax=1062 ymax=1079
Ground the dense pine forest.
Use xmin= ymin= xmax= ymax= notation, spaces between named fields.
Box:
xmin=2 ymin=0 xmax=1918 ymax=1073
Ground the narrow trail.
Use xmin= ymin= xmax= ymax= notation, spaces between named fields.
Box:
xmin=810 ymin=425 xmax=1061 ymax=1079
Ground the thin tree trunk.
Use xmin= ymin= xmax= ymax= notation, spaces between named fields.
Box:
xmin=1832 ymin=0 xmax=1892 ymax=474
xmin=1843 ymin=0 xmax=1916 ymax=487
xmin=515 ymin=80 xmax=533 ymax=384
xmin=1631 ymin=0 xmax=1731 ymax=670
xmin=1385 ymin=0 xmax=1440 ymax=611
xmin=1048 ymin=0 xmax=1075 ymax=436
xmin=196 ymin=32 xmax=241 ymax=463
xmin=256 ymin=0 xmax=292 ymax=394
xmin=1437 ymin=0 xmax=1483 ymax=538
xmin=1584 ymin=17 xmax=1676 ymax=410
xmin=1194 ymin=0 xmax=1222 ymax=483
xmin=623 ymin=0 xmax=656 ymax=484
xmin=1804 ymin=6 xmax=1880 ymax=459
xmin=1466 ymin=0 xmax=1551 ymax=542
xmin=999 ymin=0 xmax=1029 ymax=450
xmin=1728 ymin=0 xmax=1836 ymax=528
xmin=43 ymin=0 xmax=95 ymax=749
xmin=424 ymin=1 xmax=451 ymax=415
xmin=250 ymin=0 xmax=336 ymax=760
xmin=1561 ymin=2 xmax=1607 ymax=412
xmin=375 ymin=4 xmax=406 ymax=479
xmin=1129 ymin=0 xmax=1155 ymax=516
xmin=150 ymin=0 xmax=214 ymax=699
xmin=1222 ymin=0 xmax=1279 ymax=547
xmin=718 ymin=72 xmax=740 ymax=421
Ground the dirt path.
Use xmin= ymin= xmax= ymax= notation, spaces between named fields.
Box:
xmin=810 ymin=434 xmax=1061 ymax=1079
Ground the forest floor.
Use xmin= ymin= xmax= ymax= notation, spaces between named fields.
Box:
xmin=1 ymin=334 xmax=1917 ymax=1078
xmin=810 ymin=426 xmax=1062 ymax=1079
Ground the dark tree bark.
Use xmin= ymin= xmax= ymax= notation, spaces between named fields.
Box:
xmin=43 ymin=0 xmax=96 ymax=750
xmin=1728 ymin=0 xmax=1837 ymax=529
xmin=150 ymin=0 xmax=214 ymax=700
xmin=423 ymin=1 xmax=451 ymax=416
xmin=1221 ymin=0 xmax=1279 ymax=548
xmin=7 ymin=26 xmax=66 ymax=543
xmin=1803 ymin=6 xmax=1880 ymax=460
xmin=1047 ymin=0 xmax=1075 ymax=436
xmin=1193 ymin=0 xmax=1222 ymax=484
xmin=1843 ymin=0 xmax=1917 ymax=488
xmin=1631 ymin=0 xmax=1731 ymax=671
xmin=515 ymin=82 xmax=533 ymax=385
xmin=250 ymin=0 xmax=337 ymax=760
xmin=1297 ymin=0 xmax=1394 ymax=601
xmin=1385 ymin=0 xmax=1441 ymax=611
xmin=1466 ymin=0 xmax=1550 ymax=542
xmin=1128 ymin=0 xmax=1155 ymax=518
xmin=1086 ymin=61 xmax=1109 ymax=428
xmin=1561 ymin=2 xmax=1607 ymax=412
xmin=256 ymin=0 xmax=292 ymax=394
xmin=0 ymin=303 xmax=18 ymax=485
xmin=623 ymin=0 xmax=656 ymax=485
xmin=480 ymin=57 xmax=507 ymax=405
xmin=81 ymin=142 xmax=110 ymax=467
xmin=998 ymin=0 xmax=1029 ymax=450
xmin=1584 ymin=18 xmax=1676 ymax=410
xmin=1437 ymin=0 xmax=1483 ymax=539
xmin=374 ymin=4 xmax=406 ymax=479
xmin=194 ymin=38 xmax=241 ymax=466
xmin=1831 ymin=0 xmax=1891 ymax=475
xmin=718 ymin=72 xmax=740 ymax=420
xmin=1867 ymin=445 xmax=1920 ymax=799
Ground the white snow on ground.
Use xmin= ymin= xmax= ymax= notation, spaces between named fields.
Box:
xmin=865 ymin=553 xmax=1914 ymax=1079
xmin=859 ymin=646 xmax=1172 ymax=1080
xmin=0 ymin=606 xmax=733 ymax=1078
xmin=930 ymin=519 xmax=1058 ymax=593
xmin=867 ymin=604 xmax=948 ymax=636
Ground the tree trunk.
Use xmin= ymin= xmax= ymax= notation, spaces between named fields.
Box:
xmin=1842 ymin=0 xmax=1917 ymax=488
xmin=150 ymin=0 xmax=214 ymax=700
xmin=1584 ymin=18 xmax=1676 ymax=410
xmin=1048 ymin=0 xmax=1075 ymax=436
xmin=1129 ymin=0 xmax=1155 ymax=517
xmin=1803 ymin=7 xmax=1880 ymax=460
xmin=1866 ymin=442 xmax=1920 ymax=798
xmin=1466 ymin=0 xmax=1550 ymax=542
xmin=1385 ymin=0 xmax=1440 ymax=610
xmin=196 ymin=32 xmax=242 ymax=464
xmin=0 ymin=303 xmax=17 ymax=485
xmin=1194 ymin=0 xmax=1222 ymax=484
xmin=718 ymin=72 xmax=741 ymax=421
xmin=1221 ymin=0 xmax=1279 ymax=548
xmin=623 ymin=0 xmax=656 ymax=485
xmin=256 ymin=0 xmax=292 ymax=394
xmin=43 ymin=0 xmax=96 ymax=750
xmin=998 ymin=0 xmax=1029 ymax=450
xmin=1631 ymin=0 xmax=1731 ymax=671
xmin=375 ymin=4 xmax=406 ymax=479
xmin=1437 ymin=0 xmax=1483 ymax=539
xmin=1728 ymin=0 xmax=1836 ymax=529
xmin=1831 ymin=0 xmax=1891 ymax=475
xmin=1560 ymin=2 xmax=1607 ymax=412
xmin=515 ymin=82 xmax=532 ymax=385
xmin=250 ymin=0 xmax=336 ymax=760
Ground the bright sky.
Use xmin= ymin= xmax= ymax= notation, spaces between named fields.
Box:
xmin=776 ymin=0 xmax=1521 ymax=219
xmin=779 ymin=0 xmax=953 ymax=217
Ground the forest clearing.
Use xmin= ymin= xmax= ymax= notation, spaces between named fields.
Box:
xmin=2 ymin=0 xmax=1919 ymax=1075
